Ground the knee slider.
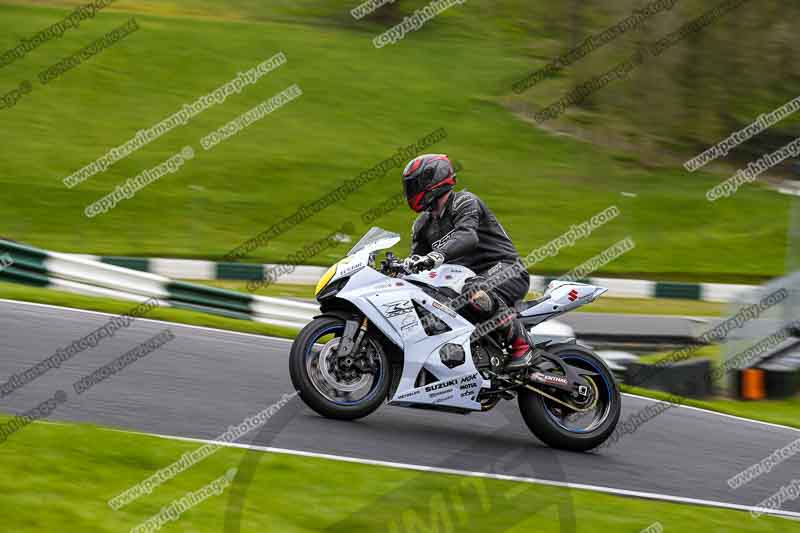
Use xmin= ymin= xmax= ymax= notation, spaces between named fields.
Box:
xmin=469 ymin=290 xmax=496 ymax=317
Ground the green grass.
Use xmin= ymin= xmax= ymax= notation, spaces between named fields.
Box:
xmin=637 ymin=344 xmax=724 ymax=366
xmin=581 ymin=296 xmax=725 ymax=316
xmin=622 ymin=385 xmax=800 ymax=431
xmin=0 ymin=281 xmax=298 ymax=339
xmin=0 ymin=414 xmax=795 ymax=532
xmin=0 ymin=0 xmax=790 ymax=282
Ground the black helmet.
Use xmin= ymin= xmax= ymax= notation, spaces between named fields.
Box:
xmin=402 ymin=154 xmax=456 ymax=212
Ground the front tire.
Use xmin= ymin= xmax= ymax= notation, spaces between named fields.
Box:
xmin=290 ymin=315 xmax=391 ymax=420
xmin=518 ymin=345 xmax=620 ymax=452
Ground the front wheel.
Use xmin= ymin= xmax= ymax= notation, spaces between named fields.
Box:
xmin=290 ymin=315 xmax=391 ymax=420
xmin=518 ymin=345 xmax=620 ymax=452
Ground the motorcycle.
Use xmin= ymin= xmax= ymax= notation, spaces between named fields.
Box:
xmin=290 ymin=227 xmax=620 ymax=451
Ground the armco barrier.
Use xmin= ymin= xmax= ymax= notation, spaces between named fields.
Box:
xmin=55 ymin=254 xmax=757 ymax=302
xmin=0 ymin=240 xmax=318 ymax=329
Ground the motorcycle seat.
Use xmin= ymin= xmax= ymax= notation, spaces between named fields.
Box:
xmin=515 ymin=294 xmax=550 ymax=314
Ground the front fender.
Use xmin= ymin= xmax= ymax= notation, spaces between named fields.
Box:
xmin=314 ymin=309 xmax=361 ymax=322
xmin=317 ymin=298 xmax=362 ymax=322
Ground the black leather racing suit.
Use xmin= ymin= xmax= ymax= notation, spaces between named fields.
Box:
xmin=410 ymin=190 xmax=530 ymax=309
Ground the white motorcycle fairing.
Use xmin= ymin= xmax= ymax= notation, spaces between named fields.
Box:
xmin=518 ymin=281 xmax=608 ymax=327
xmin=335 ymin=263 xmax=487 ymax=412
xmin=317 ymin=228 xmax=608 ymax=414
xmin=404 ymin=264 xmax=476 ymax=294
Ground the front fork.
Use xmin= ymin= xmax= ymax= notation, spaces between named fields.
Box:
xmin=332 ymin=317 xmax=376 ymax=373
xmin=335 ymin=318 xmax=368 ymax=357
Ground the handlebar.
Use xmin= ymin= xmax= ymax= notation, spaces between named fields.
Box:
xmin=380 ymin=254 xmax=408 ymax=276
xmin=380 ymin=252 xmax=412 ymax=276
xmin=379 ymin=252 xmax=438 ymax=276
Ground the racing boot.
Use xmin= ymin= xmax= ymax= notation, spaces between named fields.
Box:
xmin=465 ymin=286 xmax=533 ymax=371
xmin=503 ymin=318 xmax=533 ymax=372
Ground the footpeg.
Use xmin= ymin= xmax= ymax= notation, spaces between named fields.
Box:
xmin=504 ymin=351 xmax=533 ymax=372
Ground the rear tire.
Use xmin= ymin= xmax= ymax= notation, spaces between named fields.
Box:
xmin=518 ymin=345 xmax=620 ymax=452
xmin=290 ymin=316 xmax=391 ymax=420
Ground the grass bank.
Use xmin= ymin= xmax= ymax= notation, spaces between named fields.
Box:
xmin=0 ymin=1 xmax=790 ymax=282
xmin=0 ymin=414 xmax=794 ymax=532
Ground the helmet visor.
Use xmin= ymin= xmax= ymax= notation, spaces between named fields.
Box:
xmin=403 ymin=176 xmax=426 ymax=211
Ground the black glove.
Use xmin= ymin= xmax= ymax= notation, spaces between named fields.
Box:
xmin=403 ymin=252 xmax=444 ymax=273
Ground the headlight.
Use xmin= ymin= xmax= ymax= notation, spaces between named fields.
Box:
xmin=316 ymin=277 xmax=349 ymax=301
xmin=314 ymin=263 xmax=338 ymax=296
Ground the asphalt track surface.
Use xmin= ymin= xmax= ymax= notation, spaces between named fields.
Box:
xmin=1 ymin=299 xmax=798 ymax=518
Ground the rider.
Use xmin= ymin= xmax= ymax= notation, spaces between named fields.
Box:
xmin=401 ymin=154 xmax=533 ymax=371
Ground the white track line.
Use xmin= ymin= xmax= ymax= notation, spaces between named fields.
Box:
xmin=4 ymin=298 xmax=800 ymax=519
xmin=112 ymin=427 xmax=800 ymax=521
xmin=1 ymin=298 xmax=798 ymax=435
xmin=0 ymin=298 xmax=295 ymax=343
xmin=621 ymin=393 xmax=800 ymax=434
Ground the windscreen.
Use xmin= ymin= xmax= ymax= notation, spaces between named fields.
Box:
xmin=347 ymin=227 xmax=401 ymax=256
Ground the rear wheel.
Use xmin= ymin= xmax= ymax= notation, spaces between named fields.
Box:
xmin=518 ymin=345 xmax=620 ymax=451
xmin=290 ymin=315 xmax=391 ymax=420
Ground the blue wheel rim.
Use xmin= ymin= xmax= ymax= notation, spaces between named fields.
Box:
xmin=543 ymin=354 xmax=612 ymax=434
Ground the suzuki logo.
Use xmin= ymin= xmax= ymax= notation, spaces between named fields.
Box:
xmin=568 ymin=289 xmax=579 ymax=301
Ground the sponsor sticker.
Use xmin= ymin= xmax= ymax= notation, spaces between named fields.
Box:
xmin=425 ymin=378 xmax=458 ymax=393
xmin=396 ymin=389 xmax=421 ymax=400
xmin=383 ymin=300 xmax=414 ymax=318
xmin=399 ymin=314 xmax=419 ymax=333
xmin=532 ymin=372 xmax=569 ymax=387
xmin=432 ymin=300 xmax=457 ymax=318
